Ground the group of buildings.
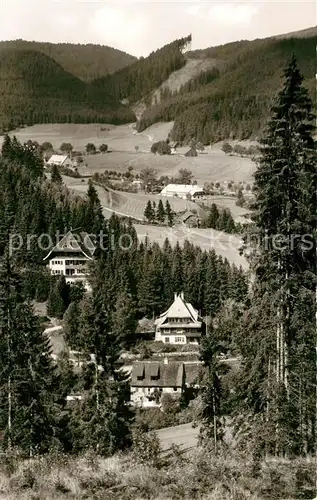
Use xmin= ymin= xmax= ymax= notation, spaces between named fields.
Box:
xmin=44 ymin=230 xmax=206 ymax=408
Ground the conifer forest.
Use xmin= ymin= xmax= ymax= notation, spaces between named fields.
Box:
xmin=0 ymin=24 xmax=316 ymax=500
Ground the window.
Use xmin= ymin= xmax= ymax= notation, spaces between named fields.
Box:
xmin=165 ymin=337 xmax=170 ymax=343
xmin=175 ymin=337 xmax=184 ymax=343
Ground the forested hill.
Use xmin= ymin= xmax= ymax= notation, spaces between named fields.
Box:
xmin=0 ymin=40 xmax=137 ymax=81
xmin=136 ymin=32 xmax=316 ymax=143
xmin=0 ymin=49 xmax=135 ymax=132
xmin=92 ymin=36 xmax=192 ymax=104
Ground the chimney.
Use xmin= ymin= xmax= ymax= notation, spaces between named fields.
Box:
xmin=180 ymin=291 xmax=184 ymax=300
xmin=174 ymin=292 xmax=178 ymax=301
xmin=164 ymin=357 xmax=168 ymax=365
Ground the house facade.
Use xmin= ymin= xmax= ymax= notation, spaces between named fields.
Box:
xmin=43 ymin=231 xmax=96 ymax=288
xmin=160 ymin=184 xmax=205 ymax=199
xmin=155 ymin=292 xmax=205 ymax=344
xmin=130 ymin=359 xmax=203 ymax=408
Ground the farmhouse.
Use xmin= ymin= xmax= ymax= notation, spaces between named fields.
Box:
xmin=46 ymin=154 xmax=74 ymax=169
xmin=185 ymin=147 xmax=198 ymax=157
xmin=155 ymin=292 xmax=205 ymax=344
xmin=130 ymin=359 xmax=203 ymax=408
xmin=181 ymin=210 xmax=200 ymax=228
xmin=160 ymin=184 xmax=205 ymax=199
xmin=43 ymin=230 xmax=96 ymax=288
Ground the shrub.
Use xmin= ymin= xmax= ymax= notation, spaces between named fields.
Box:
xmin=132 ymin=428 xmax=162 ymax=468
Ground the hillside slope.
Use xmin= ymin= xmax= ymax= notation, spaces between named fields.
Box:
xmin=137 ymin=32 xmax=316 ymax=143
xmin=0 ymin=49 xmax=135 ymax=132
xmin=0 ymin=40 xmax=137 ymax=81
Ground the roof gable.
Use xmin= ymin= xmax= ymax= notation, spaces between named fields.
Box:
xmin=43 ymin=231 xmax=96 ymax=261
xmin=131 ymin=361 xmax=184 ymax=387
xmin=47 ymin=154 xmax=69 ymax=165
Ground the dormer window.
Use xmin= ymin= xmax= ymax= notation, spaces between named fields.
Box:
xmin=135 ymin=363 xmax=144 ymax=381
xmin=149 ymin=363 xmax=159 ymax=381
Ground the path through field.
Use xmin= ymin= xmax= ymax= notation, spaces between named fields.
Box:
xmin=156 ymin=423 xmax=199 ymax=452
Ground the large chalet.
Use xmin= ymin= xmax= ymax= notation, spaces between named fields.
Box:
xmin=155 ymin=292 xmax=205 ymax=345
xmin=43 ymin=231 xmax=96 ymax=288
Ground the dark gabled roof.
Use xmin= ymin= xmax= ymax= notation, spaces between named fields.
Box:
xmin=149 ymin=363 xmax=160 ymax=377
xmin=185 ymin=147 xmax=198 ymax=157
xmin=43 ymin=231 xmax=96 ymax=261
xmin=181 ymin=210 xmax=197 ymax=222
xmin=131 ymin=361 xmax=204 ymax=388
xmin=131 ymin=361 xmax=184 ymax=388
xmin=135 ymin=363 xmax=145 ymax=377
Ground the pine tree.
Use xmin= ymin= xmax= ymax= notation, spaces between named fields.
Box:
xmin=208 ymin=203 xmax=219 ymax=229
xmin=204 ymin=251 xmax=221 ymax=318
xmin=63 ymin=301 xmax=82 ymax=349
xmin=0 ymin=259 xmax=70 ymax=455
xmin=199 ymin=321 xmax=224 ymax=452
xmin=165 ymin=200 xmax=174 ymax=226
xmin=47 ymin=276 xmax=69 ymax=319
xmin=236 ymin=54 xmax=317 ymax=456
xmin=112 ymin=288 xmax=137 ymax=350
xmin=156 ymin=199 xmax=166 ymax=223
xmin=51 ymin=164 xmax=63 ymax=184
xmin=86 ymin=180 xmax=103 ymax=233
xmin=144 ymin=200 xmax=155 ymax=223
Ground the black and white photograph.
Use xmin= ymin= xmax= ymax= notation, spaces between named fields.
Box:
xmin=0 ymin=0 xmax=316 ymax=498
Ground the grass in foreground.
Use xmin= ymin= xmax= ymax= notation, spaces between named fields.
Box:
xmin=0 ymin=447 xmax=315 ymax=499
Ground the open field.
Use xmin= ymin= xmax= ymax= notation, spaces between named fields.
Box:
xmin=134 ymin=224 xmax=247 ymax=268
xmin=2 ymin=122 xmax=256 ymax=183
xmin=0 ymin=122 xmax=174 ymax=153
xmin=62 ymin=177 xmax=205 ymax=219
xmin=62 ymin=177 xmax=248 ymax=267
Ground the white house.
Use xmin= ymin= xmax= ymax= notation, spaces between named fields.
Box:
xmin=130 ymin=358 xmax=203 ymax=408
xmin=155 ymin=292 xmax=205 ymax=345
xmin=43 ymin=231 xmax=96 ymax=289
xmin=46 ymin=154 xmax=74 ymax=169
xmin=160 ymin=184 xmax=205 ymax=200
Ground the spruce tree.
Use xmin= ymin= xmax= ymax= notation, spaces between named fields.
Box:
xmin=0 ymin=259 xmax=70 ymax=455
xmin=144 ymin=200 xmax=155 ymax=223
xmin=165 ymin=200 xmax=174 ymax=226
xmin=51 ymin=164 xmax=63 ymax=184
xmin=236 ymin=54 xmax=316 ymax=456
xmin=199 ymin=321 xmax=223 ymax=452
xmin=156 ymin=199 xmax=166 ymax=223
xmin=208 ymin=203 xmax=219 ymax=229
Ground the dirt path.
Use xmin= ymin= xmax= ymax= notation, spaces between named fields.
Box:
xmin=156 ymin=423 xmax=199 ymax=452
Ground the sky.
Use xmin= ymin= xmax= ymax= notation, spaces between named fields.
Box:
xmin=0 ymin=0 xmax=315 ymax=57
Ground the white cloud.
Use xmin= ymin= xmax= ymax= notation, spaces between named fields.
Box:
xmin=208 ymin=4 xmax=258 ymax=25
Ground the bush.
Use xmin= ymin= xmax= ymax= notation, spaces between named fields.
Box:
xmin=151 ymin=141 xmax=171 ymax=155
xmin=132 ymin=428 xmax=162 ymax=468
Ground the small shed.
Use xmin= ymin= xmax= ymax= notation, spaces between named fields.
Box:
xmin=185 ymin=147 xmax=198 ymax=157
xmin=181 ymin=211 xmax=199 ymax=228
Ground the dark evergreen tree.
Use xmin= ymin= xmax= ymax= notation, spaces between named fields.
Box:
xmin=0 ymin=259 xmax=70 ymax=455
xmin=235 ymin=54 xmax=317 ymax=456
xmin=165 ymin=200 xmax=174 ymax=227
xmin=199 ymin=321 xmax=224 ymax=451
xmin=51 ymin=164 xmax=63 ymax=184
xmin=47 ymin=276 xmax=69 ymax=319
xmin=144 ymin=200 xmax=155 ymax=223
xmin=208 ymin=203 xmax=219 ymax=228
xmin=156 ymin=199 xmax=166 ymax=223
